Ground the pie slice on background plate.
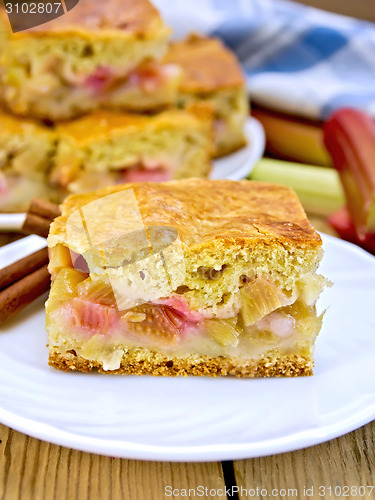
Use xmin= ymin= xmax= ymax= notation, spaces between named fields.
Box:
xmin=51 ymin=107 xmax=213 ymax=193
xmin=164 ymin=34 xmax=249 ymax=158
xmin=0 ymin=106 xmax=213 ymax=212
xmin=0 ymin=110 xmax=59 ymax=212
xmin=0 ymin=0 xmax=181 ymax=119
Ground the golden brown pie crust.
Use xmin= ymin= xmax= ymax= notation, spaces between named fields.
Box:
xmin=6 ymin=0 xmax=167 ymax=38
xmin=56 ymin=109 xmax=210 ymax=145
xmin=49 ymin=179 xmax=322 ymax=253
xmin=164 ymin=34 xmax=245 ymax=93
xmin=49 ymin=349 xmax=314 ymax=377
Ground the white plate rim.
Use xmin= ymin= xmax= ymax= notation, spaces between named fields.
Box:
xmin=0 ymin=234 xmax=374 ymax=462
xmin=211 ymin=116 xmax=265 ymax=181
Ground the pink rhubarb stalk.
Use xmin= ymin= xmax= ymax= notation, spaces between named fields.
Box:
xmin=324 ymin=108 xmax=375 ymax=239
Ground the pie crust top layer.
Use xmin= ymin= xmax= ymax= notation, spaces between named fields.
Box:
xmin=1 ymin=0 xmax=168 ymax=38
xmin=48 ymin=179 xmax=322 ymax=254
xmin=164 ymin=34 xmax=246 ymax=93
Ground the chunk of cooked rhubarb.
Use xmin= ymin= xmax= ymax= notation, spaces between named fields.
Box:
xmin=204 ymin=319 xmax=239 ymax=347
xmin=296 ymin=274 xmax=327 ymax=306
xmin=48 ymin=245 xmax=73 ymax=278
xmin=283 ymin=301 xmax=323 ymax=340
xmin=84 ymin=67 xmax=113 ymax=93
xmin=125 ymin=303 xmax=187 ymax=345
xmin=121 ymin=165 xmax=170 ymax=183
xmin=46 ymin=267 xmax=87 ymax=328
xmin=240 ymin=277 xmax=284 ymax=326
xmin=127 ymin=63 xmax=177 ymax=92
xmin=49 ymin=268 xmax=87 ymax=302
xmin=324 ymin=109 xmax=375 ymax=238
xmin=70 ymin=298 xmax=119 ymax=333
xmin=56 ymin=287 xmax=194 ymax=344
xmin=77 ymin=277 xmax=116 ymax=306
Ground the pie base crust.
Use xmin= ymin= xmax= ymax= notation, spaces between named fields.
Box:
xmin=49 ymin=349 xmax=313 ymax=377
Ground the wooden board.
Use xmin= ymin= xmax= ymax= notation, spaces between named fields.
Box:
xmin=233 ymin=421 xmax=375 ymax=499
xmin=294 ymin=0 xmax=375 ymax=22
xmin=0 ymin=424 xmax=227 ymax=500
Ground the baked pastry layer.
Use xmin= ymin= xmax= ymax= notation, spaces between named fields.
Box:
xmin=0 ymin=0 xmax=178 ymax=119
xmin=164 ymin=34 xmax=249 ymax=157
xmin=0 ymin=109 xmax=212 ymax=211
xmin=51 ymin=109 xmax=212 ymax=192
xmin=46 ymin=179 xmax=326 ymax=377
xmin=165 ymin=34 xmax=245 ymax=93
xmin=3 ymin=0 xmax=167 ymax=37
xmin=0 ymin=111 xmax=59 ymax=212
xmin=49 ymin=349 xmax=314 ymax=377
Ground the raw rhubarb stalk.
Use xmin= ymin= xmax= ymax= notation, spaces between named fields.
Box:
xmin=252 ymin=107 xmax=332 ymax=167
xmin=323 ymin=108 xmax=375 ymax=239
xmin=250 ymin=159 xmax=344 ymax=216
xmin=328 ymin=207 xmax=375 ymax=255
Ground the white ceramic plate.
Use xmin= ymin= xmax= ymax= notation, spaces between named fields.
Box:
xmin=211 ymin=117 xmax=265 ymax=180
xmin=0 ymin=234 xmax=374 ymax=461
xmin=0 ymin=118 xmax=264 ymax=233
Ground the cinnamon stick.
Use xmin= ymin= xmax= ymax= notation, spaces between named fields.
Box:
xmin=0 ymin=247 xmax=48 ymax=292
xmin=29 ymin=198 xmax=61 ymax=220
xmin=21 ymin=198 xmax=61 ymax=238
xmin=0 ymin=265 xmax=50 ymax=325
xmin=0 ymin=198 xmax=61 ymax=324
xmin=22 ymin=213 xmax=52 ymax=238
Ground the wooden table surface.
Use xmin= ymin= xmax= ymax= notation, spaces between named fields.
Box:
xmin=294 ymin=0 xmax=375 ymax=22
xmin=0 ymin=218 xmax=374 ymax=499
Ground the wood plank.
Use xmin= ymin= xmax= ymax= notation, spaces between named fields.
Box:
xmin=233 ymin=421 xmax=375 ymax=499
xmin=0 ymin=424 xmax=227 ymax=500
xmin=293 ymin=0 xmax=375 ymax=22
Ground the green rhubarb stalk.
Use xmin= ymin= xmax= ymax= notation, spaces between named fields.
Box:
xmin=249 ymin=158 xmax=344 ymax=216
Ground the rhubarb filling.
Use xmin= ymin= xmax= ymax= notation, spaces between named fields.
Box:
xmin=0 ymin=133 xmax=60 ymax=211
xmin=83 ymin=63 xmax=180 ymax=96
xmin=0 ymin=172 xmax=59 ymax=212
xmin=176 ymin=87 xmax=248 ymax=157
xmin=61 ymin=162 xmax=172 ymax=194
xmin=3 ymin=60 xmax=181 ymax=118
xmin=47 ymin=265 xmax=324 ymax=371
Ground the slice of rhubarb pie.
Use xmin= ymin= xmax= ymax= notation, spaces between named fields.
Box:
xmin=0 ymin=0 xmax=180 ymax=120
xmin=50 ymin=109 xmax=212 ymax=192
xmin=164 ymin=34 xmax=249 ymax=157
xmin=46 ymin=179 xmax=328 ymax=376
xmin=0 ymin=110 xmax=59 ymax=212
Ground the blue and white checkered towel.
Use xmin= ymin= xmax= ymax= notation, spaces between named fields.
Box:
xmin=154 ymin=0 xmax=375 ymax=120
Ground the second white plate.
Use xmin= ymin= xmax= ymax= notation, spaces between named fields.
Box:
xmin=211 ymin=117 xmax=265 ymax=180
